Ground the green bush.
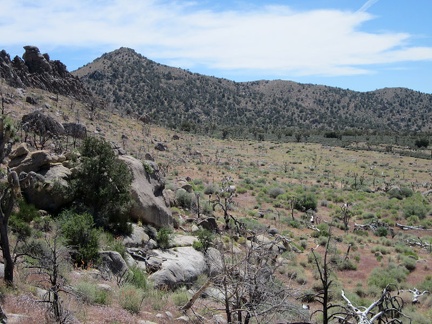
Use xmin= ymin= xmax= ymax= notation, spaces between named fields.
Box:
xmin=268 ymin=187 xmax=285 ymax=199
xmin=375 ymin=227 xmax=388 ymax=237
xmin=10 ymin=200 xmax=41 ymax=240
xmin=415 ymin=138 xmax=429 ymax=148
xmin=401 ymin=256 xmax=417 ymax=272
xmin=387 ymin=188 xmax=403 ymax=200
xmin=76 ymin=281 xmax=111 ymax=305
xmin=193 ymin=229 xmax=214 ymax=253
xmin=295 ymin=192 xmax=317 ymax=211
xmin=403 ymin=194 xmax=430 ymax=219
xmin=368 ymin=264 xmax=408 ymax=289
xmin=59 ymin=210 xmax=100 ymax=268
xmin=400 ymin=187 xmax=413 ymax=198
xmin=101 ymin=232 xmax=127 ymax=258
xmin=337 ymin=259 xmax=357 ymax=271
xmin=157 ymin=227 xmax=172 ymax=249
xmin=175 ymin=189 xmax=196 ymax=209
xmin=203 ymin=183 xmax=219 ymax=195
xmin=126 ymin=265 xmax=148 ymax=289
xmin=239 ymin=217 xmax=267 ymax=232
xmin=73 ymin=136 xmax=133 ymax=234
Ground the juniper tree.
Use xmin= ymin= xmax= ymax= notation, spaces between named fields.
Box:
xmin=73 ymin=136 xmax=133 ymax=234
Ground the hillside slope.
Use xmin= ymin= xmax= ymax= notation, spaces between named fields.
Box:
xmin=73 ymin=47 xmax=432 ymax=136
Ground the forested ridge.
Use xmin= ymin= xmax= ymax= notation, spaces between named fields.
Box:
xmin=74 ymin=47 xmax=432 ymax=139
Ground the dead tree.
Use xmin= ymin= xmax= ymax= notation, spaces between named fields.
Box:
xmin=0 ymin=98 xmax=13 ymax=162
xmin=400 ymin=288 xmax=429 ymax=304
xmin=0 ymin=171 xmax=20 ymax=286
xmin=213 ymin=191 xmax=234 ymax=230
xmin=308 ymin=234 xmax=339 ymax=324
xmin=192 ymin=235 xmax=307 ymax=324
xmin=336 ymin=286 xmax=409 ymax=323
xmin=22 ymin=227 xmax=73 ymax=323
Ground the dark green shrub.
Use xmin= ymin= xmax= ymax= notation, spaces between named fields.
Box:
xmin=316 ymin=223 xmax=330 ymax=237
xmin=73 ymin=137 xmax=133 ymax=235
xmin=59 ymin=210 xmax=100 ymax=267
xmin=287 ymin=219 xmax=302 ymax=228
xmin=294 ymin=192 xmax=317 ymax=211
xmin=324 ymin=131 xmax=341 ymax=139
xmin=193 ymin=229 xmax=214 ymax=253
xmin=337 ymin=259 xmax=357 ymax=271
xmin=10 ymin=200 xmax=40 ymax=239
xmin=157 ymin=227 xmax=172 ymax=249
xmin=375 ymin=227 xmax=388 ymax=237
xmin=387 ymin=188 xmax=403 ymax=200
xmin=400 ymin=187 xmax=413 ymax=198
xmin=415 ymin=138 xmax=429 ymax=148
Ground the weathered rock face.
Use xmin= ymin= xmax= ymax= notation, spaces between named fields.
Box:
xmin=98 ymin=251 xmax=129 ymax=277
xmin=148 ymin=247 xmax=207 ymax=289
xmin=123 ymin=223 xmax=150 ymax=248
xmin=20 ymin=164 xmax=73 ymax=212
xmin=0 ymin=46 xmax=95 ymax=103
xmin=22 ymin=45 xmax=52 ymax=74
xmin=119 ymin=155 xmax=173 ymax=228
xmin=9 ymin=150 xmax=52 ymax=174
xmin=8 ymin=144 xmax=74 ymax=212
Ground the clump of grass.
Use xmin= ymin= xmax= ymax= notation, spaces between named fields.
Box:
xmin=126 ymin=265 xmax=148 ymax=289
xmin=143 ymin=289 xmax=167 ymax=311
xmin=171 ymin=288 xmax=190 ymax=306
xmin=118 ymin=284 xmax=144 ymax=314
xmin=76 ymin=281 xmax=111 ymax=305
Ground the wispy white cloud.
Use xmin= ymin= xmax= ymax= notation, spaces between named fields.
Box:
xmin=1 ymin=0 xmax=431 ymax=78
xmin=358 ymin=0 xmax=380 ymax=13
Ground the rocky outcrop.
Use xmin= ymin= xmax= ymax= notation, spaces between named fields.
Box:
xmin=98 ymin=251 xmax=129 ymax=278
xmin=8 ymin=144 xmax=74 ymax=212
xmin=123 ymin=223 xmax=151 ymax=248
xmin=119 ymin=155 xmax=173 ymax=229
xmin=148 ymin=247 xmax=208 ymax=289
xmin=20 ymin=164 xmax=73 ymax=212
xmin=0 ymin=46 xmax=95 ymax=103
xmin=22 ymin=111 xmax=65 ymax=138
xmin=9 ymin=150 xmax=52 ymax=174
xmin=22 ymin=45 xmax=52 ymax=74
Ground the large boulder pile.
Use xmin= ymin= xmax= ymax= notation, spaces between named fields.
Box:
xmin=8 ymin=143 xmax=73 ymax=213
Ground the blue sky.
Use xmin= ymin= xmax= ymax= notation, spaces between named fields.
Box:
xmin=1 ymin=0 xmax=432 ymax=93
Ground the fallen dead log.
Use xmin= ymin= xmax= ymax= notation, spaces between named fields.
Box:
xmin=396 ymin=223 xmax=432 ymax=231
